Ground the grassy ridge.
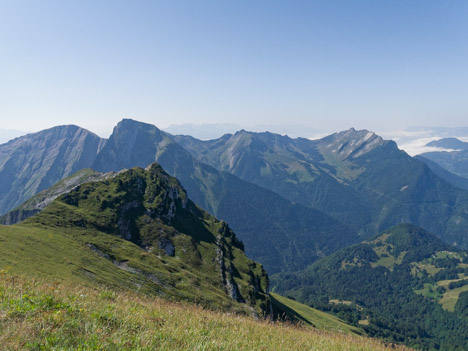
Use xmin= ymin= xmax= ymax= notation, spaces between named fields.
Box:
xmin=0 ymin=164 xmax=272 ymax=315
xmin=0 ymin=168 xmax=115 ymax=225
xmin=270 ymin=293 xmax=363 ymax=335
xmin=0 ymin=275 xmax=412 ymax=351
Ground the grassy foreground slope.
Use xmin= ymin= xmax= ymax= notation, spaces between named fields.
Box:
xmin=0 ymin=275 xmax=412 ymax=351
xmin=270 ymin=293 xmax=363 ymax=335
xmin=0 ymin=220 xmax=395 ymax=350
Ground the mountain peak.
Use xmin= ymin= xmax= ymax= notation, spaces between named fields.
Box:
xmin=426 ymin=138 xmax=468 ymax=150
xmin=0 ymin=125 xmax=105 ymax=215
xmin=339 ymin=128 xmax=378 ymax=142
xmin=233 ymin=129 xmax=252 ymax=137
xmin=115 ymin=118 xmax=162 ymax=131
xmin=93 ymin=119 xmax=173 ymax=172
xmin=8 ymin=124 xmax=94 ymax=143
xmin=319 ymin=128 xmax=384 ymax=159
xmin=369 ymin=223 xmax=451 ymax=250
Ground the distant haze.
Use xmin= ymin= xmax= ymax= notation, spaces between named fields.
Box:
xmin=164 ymin=123 xmax=468 ymax=157
xmin=0 ymin=129 xmax=29 ymax=144
xmin=164 ymin=123 xmax=324 ymax=140
xmin=380 ymin=127 xmax=468 ymax=156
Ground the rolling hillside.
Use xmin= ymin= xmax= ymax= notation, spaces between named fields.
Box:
xmin=0 ymin=161 xmax=406 ymax=350
xmin=273 ymin=224 xmax=468 ymax=350
xmin=0 ymin=168 xmax=115 ymax=225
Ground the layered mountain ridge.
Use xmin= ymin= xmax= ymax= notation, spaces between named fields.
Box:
xmin=175 ymin=126 xmax=468 ymax=247
xmin=4 ymin=119 xmax=468 ymax=269
xmin=1 ymin=119 xmax=359 ymax=274
xmin=3 ymin=120 xmax=468 ymax=349
xmin=0 ymin=168 xmax=116 ymax=225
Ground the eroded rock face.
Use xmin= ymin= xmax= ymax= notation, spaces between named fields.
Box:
xmin=118 ymin=200 xmax=141 ymax=240
xmin=216 ymin=234 xmax=245 ymax=303
xmin=165 ymin=187 xmax=178 ymax=219
xmin=23 ymin=163 xmax=271 ymax=316
xmin=158 ymin=237 xmax=175 ymax=256
xmin=317 ymin=128 xmax=385 ymax=160
xmin=0 ymin=209 xmax=39 ymax=225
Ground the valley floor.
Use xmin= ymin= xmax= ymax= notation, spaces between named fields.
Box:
xmin=0 ymin=275 xmax=412 ymax=351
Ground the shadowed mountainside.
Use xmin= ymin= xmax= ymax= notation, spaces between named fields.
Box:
xmin=0 ymin=125 xmax=106 ymax=214
xmin=175 ymin=128 xmax=468 ymax=247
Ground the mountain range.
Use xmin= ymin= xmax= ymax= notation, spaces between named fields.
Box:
xmin=3 ymin=119 xmax=468 ymax=349
xmin=3 ymin=119 xmax=468 ymax=271
xmin=0 ymin=125 xmax=105 ymax=214
xmin=174 ymin=127 xmax=468 ymax=247
xmin=0 ymin=120 xmax=358 ymax=274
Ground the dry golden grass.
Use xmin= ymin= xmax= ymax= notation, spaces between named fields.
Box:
xmin=0 ymin=275 xmax=412 ymax=351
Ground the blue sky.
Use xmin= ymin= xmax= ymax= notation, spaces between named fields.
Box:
xmin=1 ymin=0 xmax=468 ymax=137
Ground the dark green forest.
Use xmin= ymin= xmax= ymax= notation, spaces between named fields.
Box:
xmin=273 ymin=224 xmax=468 ymax=350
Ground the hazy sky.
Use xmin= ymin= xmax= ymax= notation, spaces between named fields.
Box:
xmin=1 ymin=0 xmax=468 ymax=137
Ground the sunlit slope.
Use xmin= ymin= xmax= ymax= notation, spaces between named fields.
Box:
xmin=0 ymin=276 xmax=412 ymax=351
xmin=270 ymin=293 xmax=363 ymax=335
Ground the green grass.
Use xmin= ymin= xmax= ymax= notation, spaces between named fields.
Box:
xmin=318 ymin=152 xmax=366 ymax=181
xmin=270 ymin=293 xmax=363 ymax=335
xmin=0 ymin=275 xmax=412 ymax=351
xmin=433 ymin=251 xmax=463 ymax=260
xmin=411 ymin=262 xmax=442 ymax=276
xmin=0 ymin=220 xmax=264 ymax=315
xmin=367 ymin=234 xmax=407 ymax=271
xmin=438 ymin=281 xmax=468 ymax=311
xmin=371 ymin=245 xmax=407 ymax=271
xmin=414 ymin=283 xmax=442 ymax=300
xmin=0 ymin=169 xmax=113 ymax=225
